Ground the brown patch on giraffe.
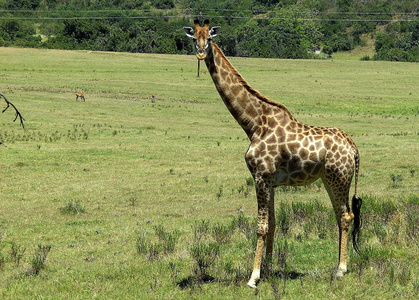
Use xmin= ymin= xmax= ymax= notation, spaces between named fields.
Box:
xmin=258 ymin=164 xmax=267 ymax=172
xmin=287 ymin=142 xmax=300 ymax=153
xmin=287 ymin=134 xmax=297 ymax=141
xmin=334 ymin=152 xmax=341 ymax=160
xmin=245 ymin=106 xmax=259 ymax=120
xmin=297 ymin=124 xmax=306 ymax=134
xmin=259 ymin=141 xmax=266 ymax=151
xmin=286 ymin=124 xmax=295 ymax=132
xmin=225 ymin=75 xmax=232 ymax=84
xmin=268 ymin=117 xmax=278 ymax=128
xmin=324 ymin=136 xmax=333 ymax=149
xmin=280 ymin=148 xmax=291 ymax=161
xmin=309 ymin=152 xmax=318 ymax=161
xmin=231 ymin=84 xmax=242 ymax=95
xmin=220 ymin=69 xmax=229 ymax=79
xmin=287 ymin=155 xmax=303 ymax=172
xmin=214 ymin=55 xmax=222 ymax=66
xmin=315 ymin=140 xmax=323 ymax=149
xmin=299 ymin=148 xmax=309 ymax=161
xmin=266 ymin=134 xmax=277 ymax=144
xmin=261 ymin=115 xmax=267 ymax=124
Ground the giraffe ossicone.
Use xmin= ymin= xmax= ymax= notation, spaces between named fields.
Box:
xmin=184 ymin=20 xmax=362 ymax=288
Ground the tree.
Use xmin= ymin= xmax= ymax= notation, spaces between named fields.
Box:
xmin=236 ymin=5 xmax=323 ymax=58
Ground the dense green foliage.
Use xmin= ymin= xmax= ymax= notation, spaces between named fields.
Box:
xmin=0 ymin=1 xmax=418 ymax=59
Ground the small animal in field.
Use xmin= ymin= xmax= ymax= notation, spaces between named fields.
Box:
xmin=75 ymin=92 xmax=85 ymax=102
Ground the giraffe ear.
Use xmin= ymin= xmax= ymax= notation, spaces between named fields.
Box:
xmin=209 ymin=26 xmax=220 ymax=38
xmin=183 ymin=27 xmax=195 ymax=38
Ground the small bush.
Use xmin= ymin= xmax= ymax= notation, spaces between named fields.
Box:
xmin=30 ymin=244 xmax=51 ymax=276
xmin=275 ymin=239 xmax=295 ymax=275
xmin=190 ymin=242 xmax=220 ymax=281
xmin=60 ymin=200 xmax=85 ymax=215
xmin=136 ymin=225 xmax=180 ymax=261
xmin=10 ymin=242 xmax=26 ymax=266
xmin=192 ymin=220 xmax=210 ymax=244
xmin=277 ymin=204 xmax=291 ymax=236
xmin=211 ymin=223 xmax=234 ymax=244
xmin=136 ymin=234 xmax=148 ymax=255
xmin=389 ymin=174 xmax=403 ymax=187
xmin=405 ymin=207 xmax=419 ymax=242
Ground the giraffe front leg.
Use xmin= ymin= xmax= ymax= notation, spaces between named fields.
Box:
xmin=247 ymin=179 xmax=272 ymax=288
xmin=248 ymin=232 xmax=265 ymax=288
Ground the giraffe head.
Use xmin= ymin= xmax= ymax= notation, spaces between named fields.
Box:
xmin=184 ymin=19 xmax=220 ymax=60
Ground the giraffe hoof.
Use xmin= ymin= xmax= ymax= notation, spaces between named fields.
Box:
xmin=247 ymin=279 xmax=258 ymax=288
xmin=334 ymin=266 xmax=347 ymax=280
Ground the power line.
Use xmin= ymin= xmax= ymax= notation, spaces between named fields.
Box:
xmin=0 ymin=7 xmax=417 ymax=22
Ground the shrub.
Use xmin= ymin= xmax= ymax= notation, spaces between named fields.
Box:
xmin=189 ymin=242 xmax=220 ymax=281
xmin=60 ymin=200 xmax=85 ymax=215
xmin=211 ymin=223 xmax=234 ymax=244
xmin=30 ymin=244 xmax=51 ymax=276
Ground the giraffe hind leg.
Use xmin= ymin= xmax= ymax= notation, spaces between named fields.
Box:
xmin=323 ymin=178 xmax=354 ymax=278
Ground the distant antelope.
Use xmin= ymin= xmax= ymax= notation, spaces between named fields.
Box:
xmin=75 ymin=92 xmax=85 ymax=102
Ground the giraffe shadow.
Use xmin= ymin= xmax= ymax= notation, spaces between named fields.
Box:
xmin=177 ymin=274 xmax=216 ymax=290
xmin=270 ymin=270 xmax=309 ymax=280
xmin=177 ymin=271 xmax=308 ymax=289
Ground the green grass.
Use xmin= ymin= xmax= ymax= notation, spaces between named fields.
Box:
xmin=0 ymin=46 xmax=418 ymax=299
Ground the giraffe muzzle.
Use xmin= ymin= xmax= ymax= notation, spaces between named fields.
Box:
xmin=196 ymin=50 xmax=206 ymax=60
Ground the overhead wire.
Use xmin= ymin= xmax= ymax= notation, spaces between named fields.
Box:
xmin=0 ymin=8 xmax=417 ymax=22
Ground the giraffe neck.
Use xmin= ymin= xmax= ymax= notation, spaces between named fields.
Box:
xmin=204 ymin=42 xmax=295 ymax=139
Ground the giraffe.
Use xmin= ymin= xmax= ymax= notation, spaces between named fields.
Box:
xmin=184 ymin=20 xmax=362 ymax=288
xmin=75 ymin=92 xmax=85 ymax=102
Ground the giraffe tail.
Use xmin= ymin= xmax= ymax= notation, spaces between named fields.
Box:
xmin=351 ymin=149 xmax=362 ymax=254
xmin=352 ymin=195 xmax=362 ymax=254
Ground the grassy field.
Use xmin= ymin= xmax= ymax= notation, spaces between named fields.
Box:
xmin=0 ymin=46 xmax=418 ymax=299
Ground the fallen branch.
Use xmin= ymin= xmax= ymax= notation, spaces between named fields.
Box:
xmin=0 ymin=92 xmax=25 ymax=128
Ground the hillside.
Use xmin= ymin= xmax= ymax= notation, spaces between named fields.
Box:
xmin=0 ymin=0 xmax=418 ymax=61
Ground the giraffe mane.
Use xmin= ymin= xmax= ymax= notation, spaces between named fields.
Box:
xmin=212 ymin=43 xmax=295 ymax=119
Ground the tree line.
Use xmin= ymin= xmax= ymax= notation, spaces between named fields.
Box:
xmin=0 ymin=0 xmax=418 ymax=62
